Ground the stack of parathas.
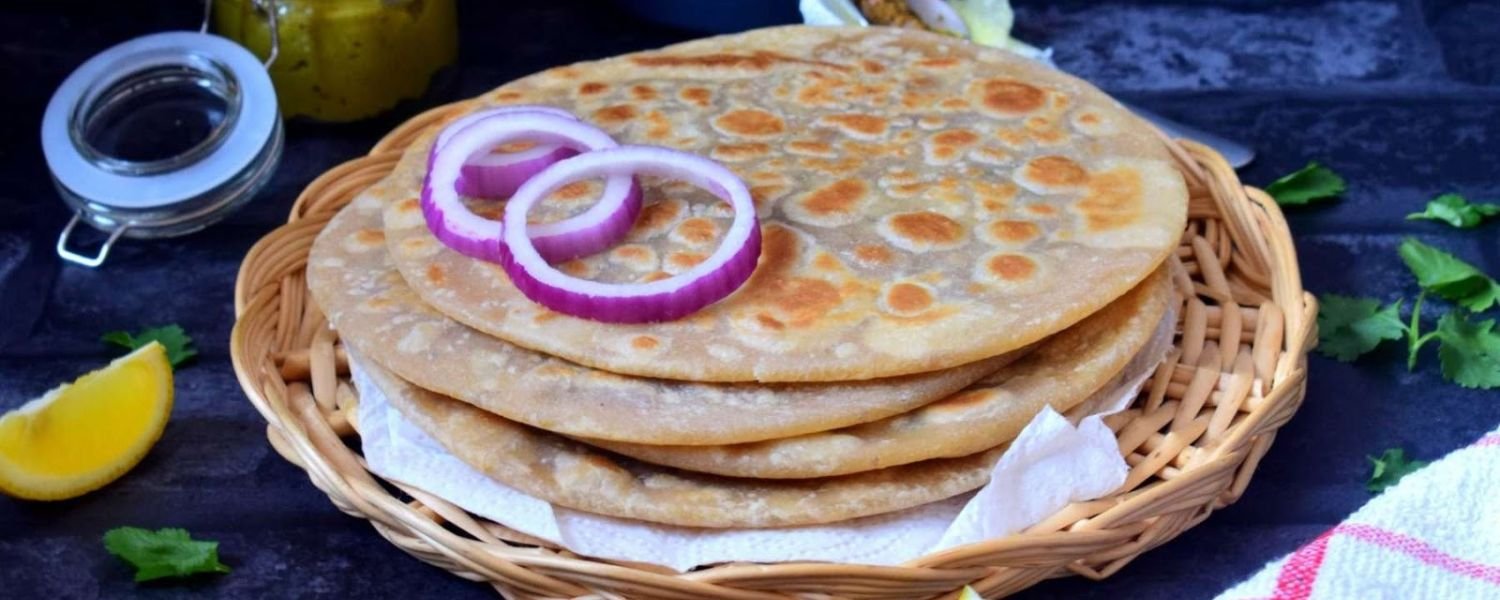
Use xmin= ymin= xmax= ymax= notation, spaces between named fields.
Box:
xmin=307 ymin=26 xmax=1187 ymax=529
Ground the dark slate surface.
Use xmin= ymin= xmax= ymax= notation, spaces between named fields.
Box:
xmin=2 ymin=1 xmax=1497 ymax=598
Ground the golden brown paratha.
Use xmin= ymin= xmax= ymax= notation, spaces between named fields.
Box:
xmin=310 ymin=191 xmax=1023 ymax=446
xmin=362 ymin=356 xmax=1003 ymax=528
xmin=584 ymin=267 xmax=1170 ymax=478
xmin=381 ymin=25 xmax=1187 ymax=382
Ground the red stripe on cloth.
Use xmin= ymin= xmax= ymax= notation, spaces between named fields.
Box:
xmin=1475 ymin=434 xmax=1500 ymax=448
xmin=1338 ymin=524 xmax=1500 ymax=585
xmin=1271 ymin=529 xmax=1335 ymax=599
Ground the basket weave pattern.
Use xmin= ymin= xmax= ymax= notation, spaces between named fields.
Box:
xmin=231 ymin=102 xmax=1314 ymax=599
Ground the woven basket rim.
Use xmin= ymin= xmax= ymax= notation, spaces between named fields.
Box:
xmin=229 ymin=100 xmax=1315 ymax=599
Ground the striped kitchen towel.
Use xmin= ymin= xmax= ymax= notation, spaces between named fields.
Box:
xmin=1215 ymin=426 xmax=1500 ymax=600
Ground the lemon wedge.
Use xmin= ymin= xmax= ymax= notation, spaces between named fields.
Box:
xmin=0 ymin=343 xmax=174 ymax=500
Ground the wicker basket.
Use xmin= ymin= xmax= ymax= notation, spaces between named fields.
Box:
xmin=231 ymin=101 xmax=1315 ymax=599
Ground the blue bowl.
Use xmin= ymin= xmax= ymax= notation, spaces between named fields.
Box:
xmin=610 ymin=0 xmax=802 ymax=34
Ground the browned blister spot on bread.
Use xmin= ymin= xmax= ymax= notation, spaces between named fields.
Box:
xmin=678 ymin=86 xmax=712 ymax=107
xmin=977 ymin=252 xmax=1039 ymax=285
xmin=786 ymin=140 xmax=836 ymax=157
xmin=666 ymin=251 xmax=707 ymax=274
xmin=882 ymin=281 xmax=935 ymax=316
xmin=798 ymin=156 xmax=864 ymax=176
xmin=630 ymin=84 xmax=659 ymax=101
xmin=1075 ymin=167 xmax=1144 ymax=231
xmin=816 ymin=113 xmax=889 ymax=139
xmin=608 ymin=244 xmax=659 ymax=272
xmin=1024 ymin=116 xmax=1066 ymax=145
xmin=923 ymin=128 xmax=980 ymax=164
xmin=353 ymin=229 xmax=385 ymax=245
xmin=932 ymin=130 xmax=979 ymax=146
xmin=670 ymin=218 xmax=719 ymax=247
xmin=1019 ymin=155 xmax=1089 ymax=191
xmin=593 ymin=104 xmax=636 ymax=124
xmin=425 ymin=263 xmax=446 ymax=286
xmin=969 ymin=78 xmax=1047 ymax=117
xmin=973 ymin=181 xmax=1018 ymax=215
xmin=916 ymin=57 xmax=961 ymax=69
xmin=938 ymin=97 xmax=970 ymax=111
xmin=628 ymin=199 xmax=685 ymax=240
xmin=796 ymin=80 xmax=841 ymax=107
xmin=983 ymin=220 xmax=1041 ymax=246
xmin=550 ymin=180 xmax=596 ymax=202
xmin=643 ymin=110 xmax=673 ymax=141
xmin=558 ymin=259 xmax=595 ymax=278
xmin=785 ymin=179 xmax=870 ymax=227
xmin=711 ymin=142 xmax=770 ymax=162
xmin=713 ymin=109 xmax=786 ymax=138
xmin=812 ymin=252 xmax=843 ymax=272
xmin=879 ymin=212 xmax=967 ymax=253
xmin=749 ymin=185 xmax=787 ymax=213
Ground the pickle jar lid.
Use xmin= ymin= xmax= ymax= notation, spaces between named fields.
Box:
xmin=41 ymin=30 xmax=281 ymax=267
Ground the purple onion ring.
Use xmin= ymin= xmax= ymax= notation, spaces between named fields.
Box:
xmin=499 ymin=146 xmax=763 ymax=323
xmin=423 ymin=111 xmax=641 ymax=263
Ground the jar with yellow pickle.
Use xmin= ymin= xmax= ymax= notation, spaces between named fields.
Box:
xmin=213 ymin=0 xmax=457 ymax=122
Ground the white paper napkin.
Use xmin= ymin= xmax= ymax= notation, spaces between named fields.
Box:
xmin=351 ymin=310 xmax=1173 ymax=571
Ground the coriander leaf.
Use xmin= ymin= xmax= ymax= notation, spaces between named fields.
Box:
xmin=1397 ymin=238 xmax=1500 ymax=312
xmin=1435 ymin=312 xmax=1500 ymax=389
xmin=1265 ymin=162 xmax=1345 ymax=206
xmin=1406 ymin=193 xmax=1500 ymax=229
xmin=1366 ymin=448 xmax=1427 ymax=494
xmin=103 ymin=527 xmax=231 ymax=583
xmin=1316 ymin=294 xmax=1406 ymax=362
xmin=101 ymin=325 xmax=197 ymax=367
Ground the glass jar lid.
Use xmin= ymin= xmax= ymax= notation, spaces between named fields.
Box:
xmin=41 ymin=24 xmax=281 ymax=267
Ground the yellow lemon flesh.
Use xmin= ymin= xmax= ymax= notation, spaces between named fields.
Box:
xmin=0 ymin=343 xmax=173 ymax=500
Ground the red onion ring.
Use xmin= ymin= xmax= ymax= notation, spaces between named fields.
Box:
xmin=500 ymin=146 xmax=762 ymax=323
xmin=458 ymin=143 xmax=578 ymax=198
xmin=423 ymin=112 xmax=642 ymax=263
xmin=432 ymin=105 xmax=579 ymax=198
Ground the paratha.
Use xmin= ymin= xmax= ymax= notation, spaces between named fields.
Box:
xmin=381 ymin=25 xmax=1187 ymax=382
xmin=310 ymin=191 xmax=1024 ymax=446
xmin=362 ymin=356 xmax=1003 ymax=528
xmin=585 ymin=266 xmax=1170 ymax=478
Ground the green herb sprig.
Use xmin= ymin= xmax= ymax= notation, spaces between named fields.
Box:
xmin=102 ymin=325 xmax=197 ymax=368
xmin=1266 ymin=162 xmax=1346 ymax=206
xmin=104 ymin=527 xmax=231 ymax=583
xmin=1366 ymin=448 xmax=1427 ymax=494
xmin=1317 ymin=241 xmax=1499 ymax=389
xmin=1406 ymin=193 xmax=1500 ymax=229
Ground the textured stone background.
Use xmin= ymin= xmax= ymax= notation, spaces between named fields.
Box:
xmin=2 ymin=0 xmax=1498 ymax=598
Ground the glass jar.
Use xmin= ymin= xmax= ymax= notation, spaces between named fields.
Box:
xmin=42 ymin=30 xmax=283 ymax=267
xmin=213 ymin=0 xmax=458 ymax=122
